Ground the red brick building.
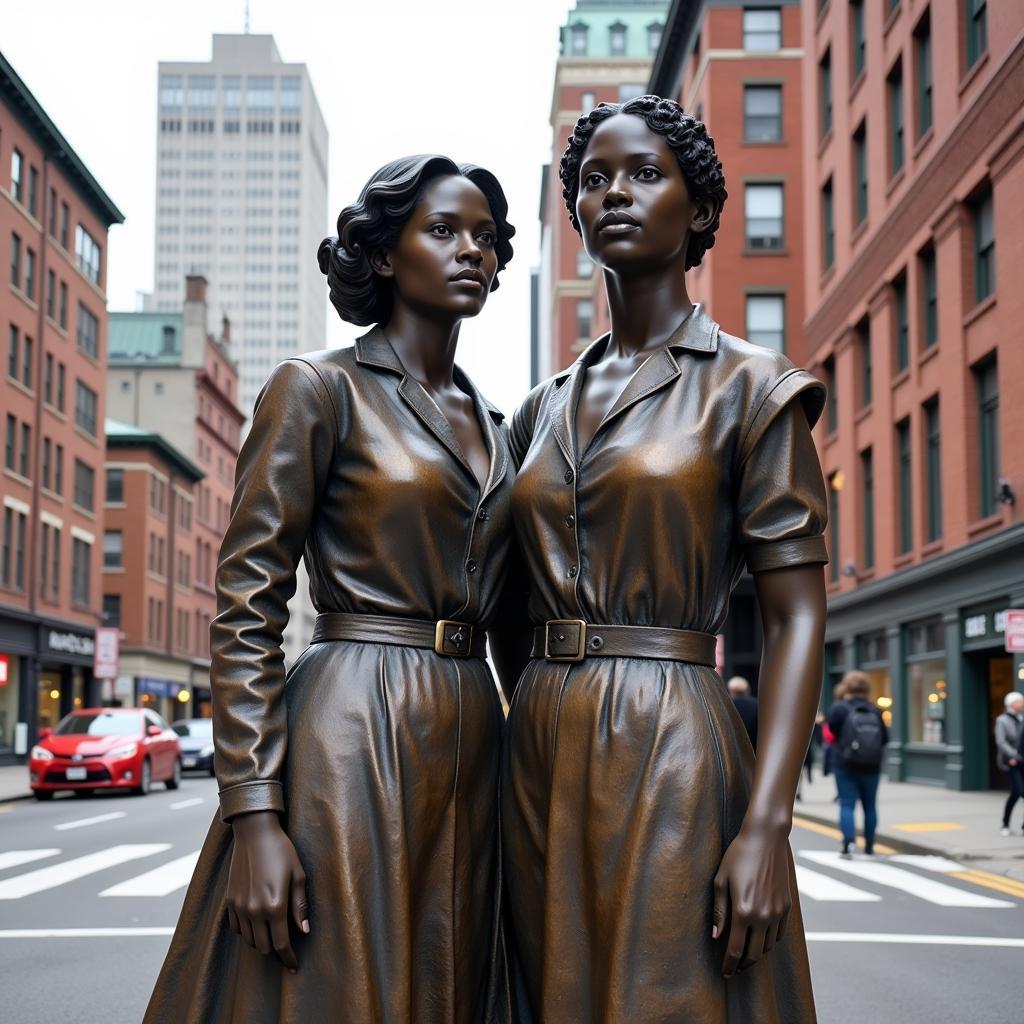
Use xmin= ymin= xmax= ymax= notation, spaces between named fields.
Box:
xmin=0 ymin=50 xmax=123 ymax=760
xmin=103 ymin=421 xmax=204 ymax=722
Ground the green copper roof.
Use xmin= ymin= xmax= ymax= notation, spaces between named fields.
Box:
xmin=562 ymin=1 xmax=669 ymax=59
xmin=108 ymin=311 xmax=184 ymax=365
xmin=105 ymin=418 xmax=204 ymax=483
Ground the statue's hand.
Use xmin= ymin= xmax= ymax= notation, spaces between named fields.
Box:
xmin=226 ymin=810 xmax=309 ymax=972
xmin=711 ymin=823 xmax=792 ymax=978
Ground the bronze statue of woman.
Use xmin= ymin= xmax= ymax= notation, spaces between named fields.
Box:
xmin=144 ymin=154 xmax=516 ymax=1023
xmin=494 ymin=96 xmax=825 ymax=1022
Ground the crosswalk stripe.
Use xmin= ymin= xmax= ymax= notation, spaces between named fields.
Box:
xmin=0 ymin=845 xmax=171 ymax=900
xmin=800 ymin=851 xmax=1014 ymax=908
xmin=99 ymin=851 xmax=200 ymax=898
xmin=806 ymin=933 xmax=1024 ymax=948
xmin=54 ymin=811 xmax=126 ymax=832
xmin=169 ymin=798 xmax=204 ymax=811
xmin=0 ymin=850 xmax=61 ymax=871
xmin=889 ymin=854 xmax=965 ymax=873
xmin=0 ymin=927 xmax=175 ymax=938
xmin=795 ymin=865 xmax=882 ymax=902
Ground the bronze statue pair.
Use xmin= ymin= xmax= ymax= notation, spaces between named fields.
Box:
xmin=145 ymin=95 xmax=825 ymax=1023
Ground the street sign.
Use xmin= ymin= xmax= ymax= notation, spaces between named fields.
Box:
xmin=1005 ymin=610 xmax=1024 ymax=653
xmin=94 ymin=627 xmax=120 ymax=679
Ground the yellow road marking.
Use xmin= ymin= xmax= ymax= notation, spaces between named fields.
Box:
xmin=891 ymin=822 xmax=965 ymax=833
xmin=0 ymin=804 xmax=13 ymax=814
xmin=791 ymin=816 xmax=894 ymax=855
xmin=950 ymin=870 xmax=1024 ymax=900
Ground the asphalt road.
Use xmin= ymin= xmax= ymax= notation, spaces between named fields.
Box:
xmin=1 ymin=777 xmax=1022 ymax=1023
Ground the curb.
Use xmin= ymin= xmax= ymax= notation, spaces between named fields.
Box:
xmin=793 ymin=807 xmax=965 ymax=858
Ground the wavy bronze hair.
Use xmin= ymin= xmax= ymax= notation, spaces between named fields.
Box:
xmin=559 ymin=95 xmax=727 ymax=271
xmin=318 ymin=155 xmax=515 ymax=327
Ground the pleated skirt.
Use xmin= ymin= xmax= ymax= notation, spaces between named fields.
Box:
xmin=501 ymin=656 xmax=816 ymax=1024
xmin=144 ymin=640 xmax=506 ymax=1024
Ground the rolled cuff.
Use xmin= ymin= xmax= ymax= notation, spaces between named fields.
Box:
xmin=745 ymin=535 xmax=829 ymax=574
xmin=218 ymin=780 xmax=285 ymax=822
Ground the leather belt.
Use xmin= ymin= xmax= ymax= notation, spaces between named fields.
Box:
xmin=312 ymin=612 xmax=487 ymax=659
xmin=531 ymin=619 xmax=717 ymax=666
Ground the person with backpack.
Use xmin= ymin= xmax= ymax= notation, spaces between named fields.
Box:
xmin=827 ymin=670 xmax=888 ymax=857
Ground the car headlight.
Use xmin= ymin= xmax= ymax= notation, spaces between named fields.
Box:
xmin=30 ymin=745 xmax=53 ymax=761
xmin=200 ymin=745 xmax=215 ymax=757
xmin=108 ymin=743 xmax=138 ymax=760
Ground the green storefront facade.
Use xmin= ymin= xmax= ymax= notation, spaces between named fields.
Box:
xmin=822 ymin=523 xmax=1024 ymax=791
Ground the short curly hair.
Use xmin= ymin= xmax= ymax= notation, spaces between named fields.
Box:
xmin=559 ymin=95 xmax=727 ymax=271
xmin=318 ymin=155 xmax=515 ymax=327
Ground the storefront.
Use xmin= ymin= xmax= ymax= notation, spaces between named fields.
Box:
xmin=0 ymin=608 xmax=99 ymax=764
xmin=823 ymin=522 xmax=1024 ymax=791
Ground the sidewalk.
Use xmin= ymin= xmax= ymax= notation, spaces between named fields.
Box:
xmin=795 ymin=769 xmax=1024 ymax=882
xmin=0 ymin=764 xmax=32 ymax=803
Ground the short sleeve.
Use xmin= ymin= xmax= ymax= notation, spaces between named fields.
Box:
xmin=211 ymin=358 xmax=337 ymax=821
xmin=736 ymin=369 xmax=828 ymax=574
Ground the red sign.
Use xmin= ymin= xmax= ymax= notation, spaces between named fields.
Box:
xmin=94 ymin=628 xmax=120 ymax=679
xmin=0 ymin=653 xmax=8 ymax=686
xmin=1005 ymin=610 xmax=1024 ymax=654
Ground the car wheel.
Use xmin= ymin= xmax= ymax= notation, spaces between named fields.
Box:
xmin=134 ymin=759 xmax=152 ymax=796
xmin=33 ymin=790 xmax=54 ymax=801
xmin=165 ymin=759 xmax=182 ymax=791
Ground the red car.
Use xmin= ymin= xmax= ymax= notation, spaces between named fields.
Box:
xmin=29 ymin=707 xmax=182 ymax=799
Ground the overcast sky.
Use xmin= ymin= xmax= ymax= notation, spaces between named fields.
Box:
xmin=4 ymin=0 xmax=576 ymax=415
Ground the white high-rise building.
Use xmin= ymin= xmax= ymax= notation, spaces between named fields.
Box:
xmin=153 ymin=34 xmax=329 ymax=664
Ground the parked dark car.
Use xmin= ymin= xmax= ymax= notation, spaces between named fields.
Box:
xmin=171 ymin=718 xmax=216 ymax=775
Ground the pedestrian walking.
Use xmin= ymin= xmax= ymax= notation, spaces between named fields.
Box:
xmin=827 ymin=671 xmax=887 ymax=857
xmin=727 ymin=675 xmax=758 ymax=751
xmin=995 ymin=691 xmax=1024 ymax=837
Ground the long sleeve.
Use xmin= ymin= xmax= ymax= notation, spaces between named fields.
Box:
xmin=211 ymin=358 xmax=337 ymax=821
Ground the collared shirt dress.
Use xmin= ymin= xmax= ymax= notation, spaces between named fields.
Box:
xmin=144 ymin=328 xmax=513 ymax=1024
xmin=502 ymin=304 xmax=828 ymax=1023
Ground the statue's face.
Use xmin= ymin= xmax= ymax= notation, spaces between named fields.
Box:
xmin=574 ymin=113 xmax=710 ymax=274
xmin=379 ymin=175 xmax=499 ymax=321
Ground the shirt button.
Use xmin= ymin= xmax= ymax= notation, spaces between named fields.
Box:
xmin=565 ymin=513 xmax=575 ymax=528
xmin=477 ymin=507 xmax=489 ymax=522
xmin=563 ymin=469 xmax=573 ymax=484
xmin=567 ymin=564 xmax=578 ymax=579
xmin=467 ymin=559 xmax=477 ymax=574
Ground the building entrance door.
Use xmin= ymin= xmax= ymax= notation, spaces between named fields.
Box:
xmin=983 ymin=654 xmax=1013 ymax=789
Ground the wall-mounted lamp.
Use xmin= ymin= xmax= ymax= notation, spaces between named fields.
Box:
xmin=998 ymin=478 xmax=1016 ymax=506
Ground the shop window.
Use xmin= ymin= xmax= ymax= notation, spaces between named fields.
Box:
xmin=906 ymin=618 xmax=946 ymax=744
xmin=857 ymin=630 xmax=893 ymax=726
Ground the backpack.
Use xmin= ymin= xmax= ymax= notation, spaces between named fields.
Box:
xmin=837 ymin=702 xmax=884 ymax=769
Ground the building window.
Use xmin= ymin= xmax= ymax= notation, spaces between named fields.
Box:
xmin=24 ymin=248 xmax=36 ymax=300
xmin=10 ymin=233 xmax=21 ymax=288
xmin=106 ymin=468 xmax=124 ymax=503
xmin=896 ymin=418 xmax=912 ymax=554
xmin=861 ymin=446 xmax=874 ymax=570
xmin=39 ymin=522 xmax=50 ymax=598
xmin=103 ymin=594 xmax=121 ymax=627
xmin=743 ymin=8 xmax=781 ymax=51
xmin=54 ymin=444 xmax=63 ymax=495
xmin=581 ymin=90 xmax=595 ymax=112
xmin=609 ymin=21 xmax=627 ymax=56
xmin=56 ymin=362 xmax=65 ymax=411
xmin=746 ymin=294 xmax=785 ymax=352
xmin=618 ymin=83 xmax=645 ymax=102
xmin=222 ymin=74 xmax=241 ymax=110
xmin=893 ymin=273 xmax=909 ymax=372
xmin=28 ymin=166 xmax=38 ymax=218
xmin=965 ymin=0 xmax=988 ymax=70
xmin=159 ymin=74 xmax=183 ymax=109
xmin=7 ymin=324 xmax=17 ymax=381
xmin=576 ymin=248 xmax=593 ymax=279
xmin=46 ymin=269 xmax=55 ymax=319
xmin=48 ymin=188 xmax=57 ymax=236
xmin=824 ymin=357 xmax=837 ymax=433
xmin=647 ymin=21 xmax=663 ymax=54
xmin=76 ymin=303 xmax=99 ymax=359
xmin=10 ymin=149 xmax=24 ymax=203
xmin=4 ymin=415 xmax=14 ymax=471
xmin=828 ymin=472 xmax=841 ymax=583
xmin=43 ymin=352 xmax=53 ymax=404
xmin=75 ymin=380 xmax=98 ymax=437
xmin=60 ymin=203 xmax=69 ymax=249
xmin=59 ymin=282 xmax=68 ymax=329
xmin=744 ymin=183 xmax=784 ymax=250
xmin=75 ymin=225 xmax=101 ymax=286
xmin=924 ymin=397 xmax=942 ymax=542
xmin=857 ymin=316 xmax=871 ymax=407
xmin=280 ymin=76 xmax=302 ymax=111
xmin=1 ymin=508 xmax=28 ymax=591
xmin=186 ymin=75 xmax=215 ymax=109
xmin=822 ymin=178 xmax=835 ymax=271
xmin=972 ymin=187 xmax=994 ymax=303
xmin=888 ymin=60 xmax=904 ymax=177
xmin=906 ymin=618 xmax=946 ymax=744
xmin=744 ymin=85 xmax=782 ymax=142
xmin=21 ymin=335 xmax=32 ymax=389
xmin=819 ymin=48 xmax=833 ymax=139
xmin=42 ymin=437 xmax=51 ymax=490
xmin=71 ymin=537 xmax=91 ymax=607
xmin=103 ymin=530 xmax=123 ymax=569
xmin=19 ymin=423 xmax=30 ymax=478
xmin=576 ymin=299 xmax=593 ymax=340
xmin=850 ymin=0 xmax=866 ymax=80
xmin=852 ymin=121 xmax=868 ymax=227
xmin=569 ymin=22 xmax=588 ymax=56
xmin=914 ymin=13 xmax=933 ymax=139
xmin=975 ymin=356 xmax=999 ymax=518
xmin=73 ymin=458 xmax=95 ymax=512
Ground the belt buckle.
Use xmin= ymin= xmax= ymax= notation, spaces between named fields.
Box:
xmin=435 ymin=619 xmax=474 ymax=658
xmin=544 ymin=619 xmax=587 ymax=662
